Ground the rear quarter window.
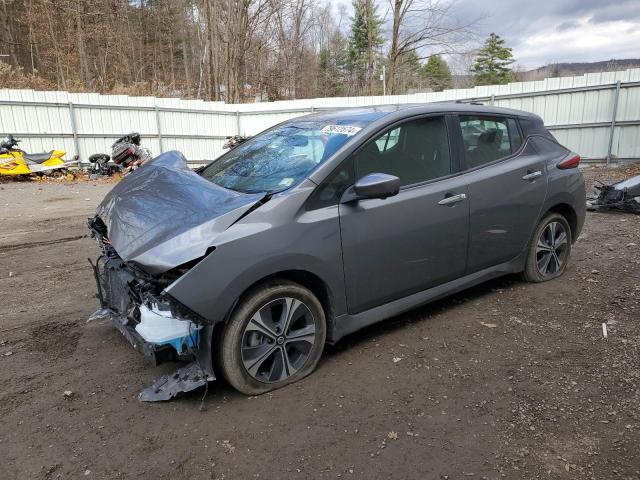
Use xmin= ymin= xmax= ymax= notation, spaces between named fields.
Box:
xmin=519 ymin=116 xmax=556 ymax=140
xmin=529 ymin=136 xmax=569 ymax=156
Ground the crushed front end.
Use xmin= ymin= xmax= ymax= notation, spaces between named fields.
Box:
xmin=87 ymin=216 xmax=216 ymax=402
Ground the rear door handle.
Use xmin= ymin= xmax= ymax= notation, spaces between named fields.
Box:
xmin=438 ymin=193 xmax=467 ymax=206
xmin=522 ymin=170 xmax=542 ymax=181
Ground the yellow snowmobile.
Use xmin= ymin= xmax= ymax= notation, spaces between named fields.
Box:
xmin=0 ymin=135 xmax=77 ymax=177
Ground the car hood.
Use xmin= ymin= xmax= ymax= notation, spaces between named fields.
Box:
xmin=96 ymin=151 xmax=265 ymax=274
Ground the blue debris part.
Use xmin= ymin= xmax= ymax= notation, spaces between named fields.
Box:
xmin=156 ymin=329 xmax=200 ymax=355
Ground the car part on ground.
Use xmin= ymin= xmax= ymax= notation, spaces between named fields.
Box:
xmin=87 ymin=103 xmax=586 ymax=400
xmin=587 ymin=173 xmax=640 ymax=214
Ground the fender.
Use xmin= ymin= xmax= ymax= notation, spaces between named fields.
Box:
xmin=165 ymin=188 xmax=347 ymax=324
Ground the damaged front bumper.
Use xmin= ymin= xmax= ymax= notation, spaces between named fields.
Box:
xmin=87 ymin=241 xmax=216 ymax=402
xmin=87 ymin=306 xmax=181 ymax=366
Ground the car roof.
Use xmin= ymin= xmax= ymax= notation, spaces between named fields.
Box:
xmin=302 ymin=102 xmax=541 ymax=186
xmin=299 ymin=102 xmax=536 ymax=123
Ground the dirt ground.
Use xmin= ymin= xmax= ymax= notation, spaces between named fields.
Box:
xmin=0 ymin=167 xmax=639 ymax=480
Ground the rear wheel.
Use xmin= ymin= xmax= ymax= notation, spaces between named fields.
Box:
xmin=523 ymin=213 xmax=572 ymax=282
xmin=219 ymin=280 xmax=326 ymax=395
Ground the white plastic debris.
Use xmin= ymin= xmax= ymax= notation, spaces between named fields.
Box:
xmin=135 ymin=304 xmax=200 ymax=345
xmin=480 ymin=322 xmax=497 ymax=328
xmin=602 ymin=323 xmax=608 ymax=338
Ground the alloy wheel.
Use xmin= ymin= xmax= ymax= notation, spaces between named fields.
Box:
xmin=241 ymin=297 xmax=316 ymax=383
xmin=535 ymin=221 xmax=569 ymax=277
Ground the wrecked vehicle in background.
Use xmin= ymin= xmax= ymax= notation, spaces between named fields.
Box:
xmin=222 ymin=134 xmax=252 ymax=150
xmin=587 ymin=173 xmax=640 ymax=213
xmin=88 ymin=103 xmax=586 ymax=401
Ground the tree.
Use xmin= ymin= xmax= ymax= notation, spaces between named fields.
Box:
xmin=422 ymin=54 xmax=452 ymax=91
xmin=394 ymin=50 xmax=423 ymax=93
xmin=0 ymin=0 xmax=475 ymax=100
xmin=348 ymin=0 xmax=383 ymax=95
xmin=386 ymin=0 xmax=474 ymax=95
xmin=471 ymin=32 xmax=515 ymax=86
xmin=318 ymin=30 xmax=349 ymax=97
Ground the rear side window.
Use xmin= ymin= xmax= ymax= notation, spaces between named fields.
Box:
xmin=459 ymin=115 xmax=519 ymax=169
xmin=356 ymin=116 xmax=451 ymax=187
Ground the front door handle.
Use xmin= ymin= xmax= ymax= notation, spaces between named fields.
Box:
xmin=438 ymin=193 xmax=467 ymax=206
xmin=522 ymin=170 xmax=542 ymax=181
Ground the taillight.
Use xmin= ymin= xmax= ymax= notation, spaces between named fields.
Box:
xmin=557 ymin=154 xmax=581 ymax=169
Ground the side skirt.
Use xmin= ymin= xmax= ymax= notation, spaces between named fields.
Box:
xmin=329 ymin=255 xmax=524 ymax=343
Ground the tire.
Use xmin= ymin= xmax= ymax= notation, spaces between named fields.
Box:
xmin=523 ymin=212 xmax=572 ymax=282
xmin=218 ymin=280 xmax=326 ymax=395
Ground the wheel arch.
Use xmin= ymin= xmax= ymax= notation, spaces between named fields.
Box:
xmin=223 ymin=269 xmax=336 ymax=343
xmin=543 ymin=203 xmax=578 ymax=243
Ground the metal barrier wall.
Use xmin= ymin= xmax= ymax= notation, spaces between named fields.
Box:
xmin=1 ymin=68 xmax=639 ymax=166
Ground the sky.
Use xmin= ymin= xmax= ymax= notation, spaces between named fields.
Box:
xmin=450 ymin=0 xmax=640 ymax=69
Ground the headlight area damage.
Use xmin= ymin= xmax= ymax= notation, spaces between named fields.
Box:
xmin=88 ymin=218 xmax=215 ymax=402
xmin=85 ymin=151 xmax=268 ymax=402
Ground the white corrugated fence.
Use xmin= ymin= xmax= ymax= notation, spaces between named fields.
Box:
xmin=1 ymin=68 xmax=639 ymax=166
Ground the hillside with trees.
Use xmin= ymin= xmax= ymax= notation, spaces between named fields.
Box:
xmin=0 ymin=0 xmax=473 ymax=101
xmin=4 ymin=1 xmax=633 ymax=101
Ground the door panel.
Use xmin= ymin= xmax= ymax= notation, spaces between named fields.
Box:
xmin=340 ymin=177 xmax=469 ymax=314
xmin=339 ymin=114 xmax=469 ymax=314
xmin=464 ymin=141 xmax=548 ymax=272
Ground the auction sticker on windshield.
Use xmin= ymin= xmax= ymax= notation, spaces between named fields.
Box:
xmin=320 ymin=125 xmax=362 ymax=136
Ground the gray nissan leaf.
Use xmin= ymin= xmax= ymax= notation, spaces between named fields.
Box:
xmin=88 ymin=103 xmax=586 ymax=400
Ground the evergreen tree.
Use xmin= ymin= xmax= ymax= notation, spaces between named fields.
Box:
xmin=348 ymin=0 xmax=383 ymax=94
xmin=472 ymin=33 xmax=515 ymax=86
xmin=395 ymin=50 xmax=423 ymax=93
xmin=422 ymin=55 xmax=453 ymax=92
xmin=318 ymin=31 xmax=349 ymax=97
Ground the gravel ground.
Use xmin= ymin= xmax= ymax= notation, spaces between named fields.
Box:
xmin=0 ymin=168 xmax=639 ymax=480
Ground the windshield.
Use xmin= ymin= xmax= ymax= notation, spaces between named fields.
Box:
xmin=199 ymin=119 xmax=371 ymax=193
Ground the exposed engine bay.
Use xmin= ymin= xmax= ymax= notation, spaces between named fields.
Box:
xmin=84 ymin=151 xmax=273 ymax=401
xmin=87 ymin=216 xmax=216 ymax=402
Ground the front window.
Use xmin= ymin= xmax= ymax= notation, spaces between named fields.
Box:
xmin=356 ymin=116 xmax=451 ymax=186
xmin=200 ymin=119 xmax=374 ymax=193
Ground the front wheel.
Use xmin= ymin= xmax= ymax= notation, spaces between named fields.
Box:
xmin=523 ymin=213 xmax=572 ymax=282
xmin=218 ymin=280 xmax=326 ymax=395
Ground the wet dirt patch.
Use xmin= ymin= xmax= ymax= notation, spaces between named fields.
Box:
xmin=27 ymin=320 xmax=83 ymax=360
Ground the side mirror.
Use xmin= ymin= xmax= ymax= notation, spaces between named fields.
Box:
xmin=351 ymin=173 xmax=400 ymax=200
